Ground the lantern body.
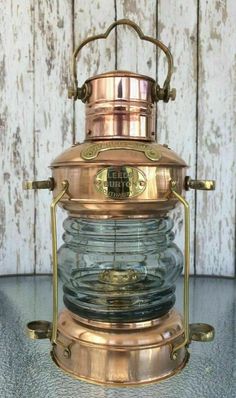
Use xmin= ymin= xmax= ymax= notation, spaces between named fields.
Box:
xmin=25 ymin=20 xmax=215 ymax=386
xmin=49 ymin=70 xmax=189 ymax=383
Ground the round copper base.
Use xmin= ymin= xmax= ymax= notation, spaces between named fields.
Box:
xmin=52 ymin=308 xmax=189 ymax=386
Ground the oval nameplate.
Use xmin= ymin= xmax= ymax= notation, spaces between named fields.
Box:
xmin=95 ymin=166 xmax=147 ymax=199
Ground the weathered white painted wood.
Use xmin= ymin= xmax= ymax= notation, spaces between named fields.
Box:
xmin=74 ymin=0 xmax=116 ymax=143
xmin=34 ymin=0 xmax=74 ymax=273
xmin=0 ymin=1 xmax=235 ymax=277
xmin=116 ymin=0 xmax=157 ymax=78
xmin=32 ymin=1 xmax=116 ymax=274
xmin=157 ymin=0 xmax=197 ymax=274
xmin=196 ymin=0 xmax=236 ymax=276
xmin=0 ymin=1 xmax=35 ymax=274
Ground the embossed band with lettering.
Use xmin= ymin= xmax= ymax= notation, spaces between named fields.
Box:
xmin=81 ymin=141 xmax=161 ymax=161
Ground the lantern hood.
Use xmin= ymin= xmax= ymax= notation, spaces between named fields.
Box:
xmin=50 ymin=69 xmax=187 ymax=219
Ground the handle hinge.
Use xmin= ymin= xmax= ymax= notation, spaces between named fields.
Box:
xmin=68 ymin=82 xmax=91 ymax=102
xmin=152 ymin=84 xmax=176 ymax=102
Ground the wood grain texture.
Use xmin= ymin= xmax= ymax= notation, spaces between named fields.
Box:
xmin=157 ymin=0 xmax=198 ymax=274
xmin=0 ymin=1 xmax=35 ymax=274
xmin=116 ymin=0 xmax=157 ymax=77
xmin=196 ymin=0 xmax=236 ymax=276
xmin=34 ymin=0 xmax=74 ymax=273
xmin=74 ymin=0 xmax=116 ymax=143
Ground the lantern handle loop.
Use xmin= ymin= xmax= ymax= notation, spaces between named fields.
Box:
xmin=169 ymin=181 xmax=190 ymax=358
xmin=69 ymin=18 xmax=175 ymax=103
xmin=50 ymin=180 xmax=69 ymax=345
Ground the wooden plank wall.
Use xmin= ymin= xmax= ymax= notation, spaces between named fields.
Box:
xmin=0 ymin=0 xmax=235 ymax=276
xmin=0 ymin=1 xmax=35 ymax=274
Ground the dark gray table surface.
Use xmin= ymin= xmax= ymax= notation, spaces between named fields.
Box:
xmin=0 ymin=275 xmax=235 ymax=398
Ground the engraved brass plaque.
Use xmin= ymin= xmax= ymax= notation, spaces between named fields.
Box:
xmin=81 ymin=141 xmax=161 ymax=161
xmin=95 ymin=166 xmax=147 ymax=199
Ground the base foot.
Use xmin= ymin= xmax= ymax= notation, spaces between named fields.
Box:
xmin=52 ymin=308 xmax=189 ymax=386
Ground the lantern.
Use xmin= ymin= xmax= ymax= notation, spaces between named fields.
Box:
xmin=24 ymin=19 xmax=215 ymax=386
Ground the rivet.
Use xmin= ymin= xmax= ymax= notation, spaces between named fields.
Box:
xmin=63 ymin=348 xmax=71 ymax=359
xmin=172 ymin=352 xmax=178 ymax=361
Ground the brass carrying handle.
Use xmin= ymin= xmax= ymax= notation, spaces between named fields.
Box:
xmin=69 ymin=18 xmax=175 ymax=103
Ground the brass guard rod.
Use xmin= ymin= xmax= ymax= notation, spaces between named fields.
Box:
xmin=50 ymin=181 xmax=69 ymax=345
xmin=170 ymin=181 xmax=190 ymax=356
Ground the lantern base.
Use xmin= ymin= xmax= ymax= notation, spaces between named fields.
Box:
xmin=51 ymin=308 xmax=189 ymax=386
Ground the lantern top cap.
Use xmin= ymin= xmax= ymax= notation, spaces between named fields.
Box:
xmin=85 ymin=70 xmax=156 ymax=83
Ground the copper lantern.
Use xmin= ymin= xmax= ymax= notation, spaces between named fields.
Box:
xmin=24 ymin=20 xmax=215 ymax=386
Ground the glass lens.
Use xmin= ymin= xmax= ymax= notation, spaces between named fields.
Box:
xmin=58 ymin=217 xmax=183 ymax=322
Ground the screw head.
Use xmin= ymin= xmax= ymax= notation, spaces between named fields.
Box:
xmin=173 ymin=352 xmax=177 ymax=360
xmin=63 ymin=348 xmax=71 ymax=359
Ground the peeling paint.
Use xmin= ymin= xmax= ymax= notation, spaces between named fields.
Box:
xmin=45 ymin=25 xmax=56 ymax=75
xmin=215 ymin=0 xmax=228 ymax=24
xmin=61 ymin=112 xmax=70 ymax=145
xmin=105 ymin=48 xmax=112 ymax=62
xmin=11 ymin=126 xmax=22 ymax=174
xmin=147 ymin=57 xmax=152 ymax=69
xmin=210 ymin=29 xmax=221 ymax=41
xmin=57 ymin=18 xmax=64 ymax=29
xmin=14 ymin=196 xmax=23 ymax=216
xmin=3 ymin=172 xmax=10 ymax=182
xmin=0 ymin=199 xmax=6 ymax=250
xmin=122 ymin=0 xmax=138 ymax=15
xmin=0 ymin=55 xmax=5 ymax=91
